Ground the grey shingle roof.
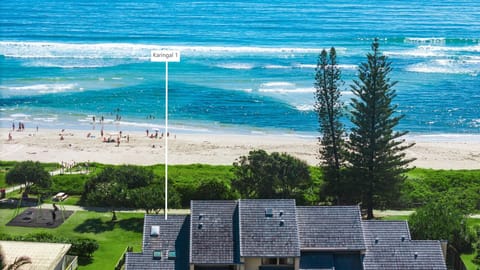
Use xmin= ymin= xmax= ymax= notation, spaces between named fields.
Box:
xmin=363 ymin=240 xmax=447 ymax=270
xmin=239 ymin=199 xmax=300 ymax=257
xmin=296 ymin=206 xmax=365 ymax=250
xmin=190 ymin=200 xmax=239 ymax=264
xmin=362 ymin=220 xmax=411 ymax=247
xmin=126 ymin=215 xmax=190 ymax=270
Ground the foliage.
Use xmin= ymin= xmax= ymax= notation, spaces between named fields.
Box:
xmin=82 ymin=165 xmax=155 ymax=219
xmin=129 ymin=182 xmax=180 ymax=213
xmin=0 ymin=232 xmax=99 ymax=258
xmin=401 ymin=169 xmax=480 ymax=208
xmin=50 ymin=174 xmax=88 ymax=195
xmin=232 ymin=150 xmax=313 ymax=204
xmin=314 ymin=47 xmax=346 ymax=205
xmin=409 ymin=193 xmax=476 ymax=253
xmin=5 ymin=161 xmax=51 ymax=198
xmin=346 ymin=39 xmax=414 ymax=219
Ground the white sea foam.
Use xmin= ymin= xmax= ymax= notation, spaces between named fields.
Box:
xmin=0 ymin=41 xmax=325 ymax=60
xmin=295 ymin=104 xmax=314 ymax=111
xmin=261 ymin=82 xmax=295 ymax=88
xmin=10 ymin=113 xmax=31 ymax=118
xmin=406 ymin=59 xmax=479 ymax=75
xmin=293 ymin=64 xmax=357 ymax=70
xmin=216 ymin=63 xmax=255 ymax=70
xmin=258 ymin=82 xmax=314 ymax=94
xmin=33 ymin=117 xmax=58 ymax=122
xmin=2 ymin=83 xmax=78 ymax=94
xmin=263 ymin=65 xmax=290 ymax=69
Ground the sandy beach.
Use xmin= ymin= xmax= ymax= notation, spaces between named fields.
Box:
xmin=1 ymin=127 xmax=479 ymax=170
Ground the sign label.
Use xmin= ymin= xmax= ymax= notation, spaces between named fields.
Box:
xmin=151 ymin=50 xmax=181 ymax=62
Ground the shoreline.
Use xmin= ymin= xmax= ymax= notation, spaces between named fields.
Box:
xmin=0 ymin=127 xmax=479 ymax=170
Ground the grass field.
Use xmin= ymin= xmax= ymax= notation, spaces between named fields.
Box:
xmin=0 ymin=206 xmax=144 ymax=269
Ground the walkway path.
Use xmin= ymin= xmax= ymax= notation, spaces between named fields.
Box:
xmin=39 ymin=203 xmax=191 ymax=215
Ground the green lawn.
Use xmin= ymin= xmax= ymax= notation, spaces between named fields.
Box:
xmin=0 ymin=206 xmax=144 ymax=269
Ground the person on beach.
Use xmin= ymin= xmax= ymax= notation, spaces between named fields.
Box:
xmin=127 ymin=135 xmax=129 ymax=143
xmin=116 ymin=137 xmax=120 ymax=147
xmin=146 ymin=129 xmax=149 ymax=137
xmin=12 ymin=122 xmax=15 ymax=131
xmin=101 ymin=128 xmax=104 ymax=137
xmin=8 ymin=132 xmax=12 ymax=141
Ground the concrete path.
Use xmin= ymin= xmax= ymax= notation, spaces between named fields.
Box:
xmin=39 ymin=203 xmax=191 ymax=215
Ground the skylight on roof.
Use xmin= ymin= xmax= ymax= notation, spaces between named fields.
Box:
xmin=265 ymin=208 xmax=273 ymax=217
xmin=150 ymin=226 xmax=160 ymax=237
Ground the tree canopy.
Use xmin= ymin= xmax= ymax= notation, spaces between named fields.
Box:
xmin=232 ymin=150 xmax=312 ymax=204
xmin=5 ymin=160 xmax=51 ymax=197
xmin=314 ymin=47 xmax=346 ymax=204
xmin=347 ymin=39 xmax=414 ymax=219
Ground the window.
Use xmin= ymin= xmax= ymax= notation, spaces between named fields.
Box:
xmin=153 ymin=250 xmax=162 ymax=260
xmin=262 ymin=257 xmax=294 ymax=265
xmin=262 ymin=258 xmax=277 ymax=265
xmin=279 ymin=257 xmax=294 ymax=265
xmin=168 ymin=250 xmax=176 ymax=260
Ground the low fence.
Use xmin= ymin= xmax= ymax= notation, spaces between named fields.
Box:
xmin=115 ymin=246 xmax=133 ymax=270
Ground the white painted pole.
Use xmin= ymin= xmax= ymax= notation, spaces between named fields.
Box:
xmin=151 ymin=50 xmax=179 ymax=221
xmin=165 ymin=61 xmax=168 ymax=220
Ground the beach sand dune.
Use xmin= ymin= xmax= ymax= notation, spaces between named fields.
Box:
xmin=1 ymin=128 xmax=479 ymax=170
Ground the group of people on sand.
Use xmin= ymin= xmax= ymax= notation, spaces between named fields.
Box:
xmin=12 ymin=121 xmax=26 ymax=131
xmin=145 ymin=129 xmax=175 ymax=139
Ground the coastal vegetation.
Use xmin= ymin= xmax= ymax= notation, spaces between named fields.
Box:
xmin=315 ymin=40 xmax=414 ymax=219
xmin=5 ymin=161 xmax=51 ymax=198
xmin=314 ymin=47 xmax=346 ymax=205
xmin=2 ymin=161 xmax=480 ymax=268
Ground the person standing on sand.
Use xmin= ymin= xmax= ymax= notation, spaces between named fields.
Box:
xmin=8 ymin=132 xmax=12 ymax=141
xmin=12 ymin=122 xmax=15 ymax=131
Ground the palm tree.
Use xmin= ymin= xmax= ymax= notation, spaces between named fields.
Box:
xmin=1 ymin=246 xmax=32 ymax=270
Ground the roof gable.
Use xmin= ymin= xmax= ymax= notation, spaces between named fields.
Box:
xmin=190 ymin=200 xmax=239 ymax=264
xmin=296 ymin=206 xmax=365 ymax=250
xmin=126 ymin=215 xmax=189 ymax=270
xmin=363 ymin=240 xmax=447 ymax=270
xmin=239 ymin=199 xmax=300 ymax=257
xmin=362 ymin=220 xmax=411 ymax=247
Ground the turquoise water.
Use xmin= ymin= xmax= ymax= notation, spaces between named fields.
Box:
xmin=1 ymin=0 xmax=479 ymax=135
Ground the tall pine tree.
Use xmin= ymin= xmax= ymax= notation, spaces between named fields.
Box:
xmin=314 ymin=47 xmax=346 ymax=204
xmin=348 ymin=39 xmax=414 ymax=219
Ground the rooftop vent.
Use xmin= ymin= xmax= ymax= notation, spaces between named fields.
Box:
xmin=279 ymin=210 xmax=284 ymax=217
xmin=280 ymin=220 xmax=285 ymax=227
xmin=153 ymin=250 xmax=162 ymax=260
xmin=198 ymin=223 xmax=203 ymax=229
xmin=199 ymin=214 xmax=203 ymax=220
xmin=414 ymin=252 xmax=418 ymax=259
xmin=374 ymin=237 xmax=379 ymax=244
xmin=401 ymin=235 xmax=406 ymax=242
xmin=265 ymin=208 xmax=273 ymax=217
xmin=150 ymin=225 xmax=160 ymax=237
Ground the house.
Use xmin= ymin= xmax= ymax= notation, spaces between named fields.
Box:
xmin=0 ymin=240 xmax=77 ymax=270
xmin=126 ymin=199 xmax=447 ymax=270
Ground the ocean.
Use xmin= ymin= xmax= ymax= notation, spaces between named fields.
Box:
xmin=1 ymin=0 xmax=479 ymax=136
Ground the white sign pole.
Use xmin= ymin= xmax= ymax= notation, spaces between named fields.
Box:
xmin=151 ymin=50 xmax=180 ymax=220
xmin=165 ymin=61 xmax=168 ymax=221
